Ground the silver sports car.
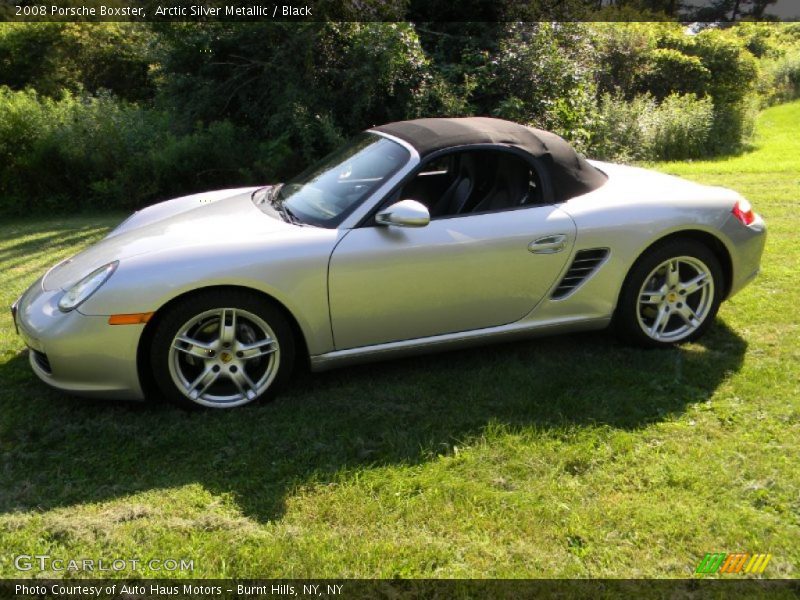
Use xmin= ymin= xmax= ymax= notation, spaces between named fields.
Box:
xmin=12 ymin=117 xmax=766 ymax=409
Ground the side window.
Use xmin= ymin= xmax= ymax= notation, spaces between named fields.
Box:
xmin=393 ymin=155 xmax=454 ymax=212
xmin=394 ymin=149 xmax=545 ymax=219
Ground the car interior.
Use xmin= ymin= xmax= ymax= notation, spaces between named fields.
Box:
xmin=391 ymin=149 xmax=545 ymax=219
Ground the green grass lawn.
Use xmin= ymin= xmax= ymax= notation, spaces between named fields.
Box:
xmin=0 ymin=102 xmax=798 ymax=580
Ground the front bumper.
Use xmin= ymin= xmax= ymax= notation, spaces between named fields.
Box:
xmin=13 ymin=278 xmax=145 ymax=400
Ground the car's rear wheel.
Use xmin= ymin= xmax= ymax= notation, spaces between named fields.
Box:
xmin=616 ymin=240 xmax=724 ymax=348
xmin=150 ymin=290 xmax=295 ymax=409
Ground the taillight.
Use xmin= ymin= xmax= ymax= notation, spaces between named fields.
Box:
xmin=732 ymin=199 xmax=755 ymax=226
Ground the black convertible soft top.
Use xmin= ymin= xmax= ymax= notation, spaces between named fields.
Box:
xmin=371 ymin=117 xmax=606 ymax=202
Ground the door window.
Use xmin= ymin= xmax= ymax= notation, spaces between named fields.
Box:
xmin=394 ymin=149 xmax=544 ymax=219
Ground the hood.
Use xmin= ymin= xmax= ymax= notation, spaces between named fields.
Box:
xmin=43 ymin=186 xmax=293 ymax=291
xmin=107 ymin=187 xmax=262 ymax=237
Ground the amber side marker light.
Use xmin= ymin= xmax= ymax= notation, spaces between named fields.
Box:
xmin=108 ymin=312 xmax=154 ymax=325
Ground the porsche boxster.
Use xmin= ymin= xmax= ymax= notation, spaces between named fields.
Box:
xmin=11 ymin=117 xmax=766 ymax=408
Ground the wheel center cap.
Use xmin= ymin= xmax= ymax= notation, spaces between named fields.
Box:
xmin=667 ymin=292 xmax=678 ymax=303
xmin=220 ymin=352 xmax=233 ymax=364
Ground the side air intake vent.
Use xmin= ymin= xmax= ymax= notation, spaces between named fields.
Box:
xmin=551 ymin=248 xmax=610 ymax=299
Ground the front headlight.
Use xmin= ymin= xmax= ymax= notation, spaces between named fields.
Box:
xmin=58 ymin=261 xmax=118 ymax=312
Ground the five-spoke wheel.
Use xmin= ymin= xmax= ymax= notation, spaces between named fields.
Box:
xmin=616 ymin=240 xmax=723 ymax=347
xmin=636 ymin=256 xmax=714 ymax=342
xmin=151 ymin=291 xmax=294 ymax=409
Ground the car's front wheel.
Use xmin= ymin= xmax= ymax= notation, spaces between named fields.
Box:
xmin=150 ymin=290 xmax=295 ymax=409
xmin=616 ymin=239 xmax=724 ymax=348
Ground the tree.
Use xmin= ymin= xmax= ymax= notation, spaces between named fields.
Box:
xmin=0 ymin=23 xmax=155 ymax=101
xmin=153 ymin=22 xmax=443 ymax=177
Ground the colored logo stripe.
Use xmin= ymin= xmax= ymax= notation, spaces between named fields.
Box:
xmin=696 ymin=553 xmax=726 ymax=574
xmin=720 ymin=553 xmax=749 ymax=573
xmin=745 ymin=554 xmax=772 ymax=574
xmin=696 ymin=553 xmax=772 ymax=574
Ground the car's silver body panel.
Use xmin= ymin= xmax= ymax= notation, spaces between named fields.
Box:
xmin=16 ymin=280 xmax=145 ymax=399
xmin=13 ymin=138 xmax=766 ymax=400
xmin=47 ymin=190 xmax=343 ymax=355
xmin=328 ymin=203 xmax=577 ymax=348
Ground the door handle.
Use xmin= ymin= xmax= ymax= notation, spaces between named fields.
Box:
xmin=528 ymin=234 xmax=567 ymax=254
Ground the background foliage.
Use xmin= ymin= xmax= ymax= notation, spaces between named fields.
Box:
xmin=0 ymin=20 xmax=799 ymax=214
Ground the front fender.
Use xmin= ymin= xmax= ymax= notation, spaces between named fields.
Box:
xmin=77 ymin=234 xmax=340 ymax=356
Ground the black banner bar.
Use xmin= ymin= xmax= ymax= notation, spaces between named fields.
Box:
xmin=2 ymin=579 xmax=800 ymax=600
xmin=1 ymin=0 xmax=799 ymax=22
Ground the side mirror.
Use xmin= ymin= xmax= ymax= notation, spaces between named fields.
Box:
xmin=376 ymin=200 xmax=430 ymax=228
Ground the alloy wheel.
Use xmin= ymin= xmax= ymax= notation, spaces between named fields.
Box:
xmin=636 ymin=256 xmax=715 ymax=343
xmin=167 ymin=307 xmax=280 ymax=408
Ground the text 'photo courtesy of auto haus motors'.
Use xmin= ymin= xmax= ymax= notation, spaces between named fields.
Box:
xmin=11 ymin=117 xmax=766 ymax=410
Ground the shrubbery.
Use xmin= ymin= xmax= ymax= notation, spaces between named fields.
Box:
xmin=760 ymin=51 xmax=800 ymax=104
xmin=592 ymin=23 xmax=764 ymax=159
xmin=0 ymin=23 xmax=154 ymax=101
xmin=483 ymin=23 xmax=597 ymax=150
xmin=0 ymin=21 xmax=797 ymax=215
xmin=153 ymin=22 xmax=441 ymax=178
xmin=0 ymin=87 xmax=262 ymax=214
xmin=636 ymin=48 xmax=710 ymax=100
xmin=592 ymin=93 xmax=714 ymax=162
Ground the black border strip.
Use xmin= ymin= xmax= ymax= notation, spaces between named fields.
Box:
xmin=1 ymin=0 xmax=799 ymax=22
xmin=2 ymin=579 xmax=800 ymax=600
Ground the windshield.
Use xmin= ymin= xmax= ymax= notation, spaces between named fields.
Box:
xmin=277 ymin=133 xmax=410 ymax=228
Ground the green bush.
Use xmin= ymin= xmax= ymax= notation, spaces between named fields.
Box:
xmin=0 ymin=22 xmax=793 ymax=216
xmin=484 ymin=23 xmax=597 ymax=150
xmin=590 ymin=94 xmax=656 ymax=162
xmin=592 ymin=24 xmax=761 ymax=156
xmin=0 ymin=87 xmax=263 ymax=215
xmin=0 ymin=88 xmax=170 ymax=213
xmin=0 ymin=23 xmax=155 ymax=101
xmin=646 ymin=93 xmax=715 ymax=160
xmin=95 ymin=119 xmax=260 ymax=211
xmin=689 ymin=29 xmax=759 ymax=105
xmin=593 ymin=23 xmax=658 ymax=100
xmin=0 ymin=87 xmax=72 ymax=212
xmin=591 ymin=93 xmax=714 ymax=162
xmin=636 ymin=48 xmax=710 ymax=100
xmin=760 ymin=51 xmax=800 ymax=104
xmin=154 ymin=22 xmax=445 ymax=178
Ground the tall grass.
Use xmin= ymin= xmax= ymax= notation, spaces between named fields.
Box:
xmin=591 ymin=93 xmax=715 ymax=161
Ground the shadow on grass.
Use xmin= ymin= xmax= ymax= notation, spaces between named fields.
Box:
xmin=0 ymin=215 xmax=119 ymax=243
xmin=655 ymin=140 xmax=760 ymax=165
xmin=0 ymin=321 xmax=746 ymax=521
xmin=0 ymin=230 xmax=109 ymax=266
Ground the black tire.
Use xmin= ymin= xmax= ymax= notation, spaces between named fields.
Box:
xmin=150 ymin=289 xmax=295 ymax=409
xmin=615 ymin=239 xmax=724 ymax=348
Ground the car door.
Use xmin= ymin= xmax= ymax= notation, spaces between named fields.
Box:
xmin=328 ymin=205 xmax=576 ymax=349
